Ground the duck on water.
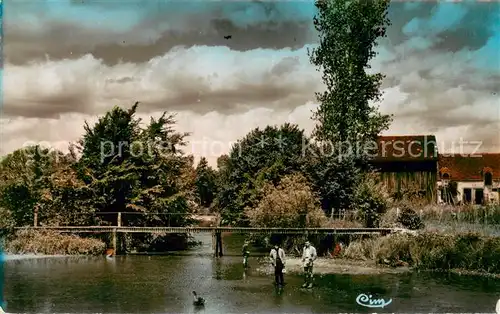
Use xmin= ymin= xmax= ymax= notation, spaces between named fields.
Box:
xmin=192 ymin=291 xmax=205 ymax=307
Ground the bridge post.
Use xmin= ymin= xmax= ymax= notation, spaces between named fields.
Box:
xmin=214 ymin=232 xmax=218 ymax=257
xmin=212 ymin=231 xmax=217 ymax=256
xmin=218 ymin=231 xmax=223 ymax=257
xmin=214 ymin=229 xmax=223 ymax=257
xmin=112 ymin=228 xmax=117 ymax=255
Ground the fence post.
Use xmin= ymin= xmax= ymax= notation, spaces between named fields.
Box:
xmin=117 ymin=212 xmax=122 ymax=227
xmin=33 ymin=205 xmax=38 ymax=227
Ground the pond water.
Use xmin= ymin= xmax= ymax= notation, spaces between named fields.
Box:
xmin=3 ymin=233 xmax=500 ymax=313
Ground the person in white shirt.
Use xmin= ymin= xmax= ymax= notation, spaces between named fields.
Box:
xmin=269 ymin=244 xmax=286 ymax=287
xmin=301 ymin=241 xmax=317 ymax=288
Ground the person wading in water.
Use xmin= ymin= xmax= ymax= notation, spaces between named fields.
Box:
xmin=242 ymin=241 xmax=250 ymax=268
xmin=269 ymin=244 xmax=286 ymax=287
xmin=301 ymin=241 xmax=317 ymax=288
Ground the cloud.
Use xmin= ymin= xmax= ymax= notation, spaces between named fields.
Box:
xmin=3 ymin=45 xmax=321 ymax=118
xmin=4 ymin=1 xmax=317 ymax=65
xmin=3 ymin=43 xmax=499 ymax=166
xmin=0 ymin=104 xmax=319 ymax=167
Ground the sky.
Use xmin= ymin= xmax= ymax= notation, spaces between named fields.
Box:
xmin=1 ymin=0 xmax=499 ymax=167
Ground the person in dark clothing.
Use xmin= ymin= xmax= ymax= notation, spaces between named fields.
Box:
xmin=242 ymin=241 xmax=250 ymax=268
xmin=269 ymin=244 xmax=286 ymax=286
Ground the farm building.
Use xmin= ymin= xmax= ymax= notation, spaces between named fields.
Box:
xmin=437 ymin=154 xmax=500 ymax=205
xmin=369 ymin=135 xmax=439 ymax=202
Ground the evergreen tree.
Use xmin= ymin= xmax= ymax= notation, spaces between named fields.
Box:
xmin=195 ymin=157 xmax=217 ymax=208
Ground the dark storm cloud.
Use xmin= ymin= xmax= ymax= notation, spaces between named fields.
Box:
xmin=4 ymin=18 xmax=313 ymax=66
xmin=2 ymin=45 xmax=320 ymax=119
xmin=5 ymin=1 xmax=498 ymax=66
xmin=4 ymin=1 xmax=316 ymax=65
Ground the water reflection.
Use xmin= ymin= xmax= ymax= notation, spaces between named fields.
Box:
xmin=3 ymin=234 xmax=500 ymax=313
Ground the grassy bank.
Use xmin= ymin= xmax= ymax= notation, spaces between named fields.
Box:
xmin=420 ymin=205 xmax=500 ymax=237
xmin=343 ymin=231 xmax=500 ymax=275
xmin=4 ymin=229 xmax=106 ymax=255
xmin=380 ymin=204 xmax=500 ymax=236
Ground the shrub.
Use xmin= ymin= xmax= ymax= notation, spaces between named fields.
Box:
xmin=246 ymin=173 xmax=329 ymax=253
xmin=0 ymin=207 xmax=16 ymax=236
xmin=397 ymin=206 xmax=424 ymax=230
xmin=342 ymin=236 xmax=378 ymax=261
xmin=5 ymin=229 xmax=106 ymax=255
xmin=246 ymin=173 xmax=327 ymax=228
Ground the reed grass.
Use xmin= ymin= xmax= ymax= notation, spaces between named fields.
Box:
xmin=342 ymin=232 xmax=500 ymax=274
xmin=5 ymin=229 xmax=106 ymax=255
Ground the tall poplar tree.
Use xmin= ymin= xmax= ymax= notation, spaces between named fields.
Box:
xmin=309 ymin=0 xmax=392 ymax=146
xmin=307 ymin=0 xmax=393 ymax=218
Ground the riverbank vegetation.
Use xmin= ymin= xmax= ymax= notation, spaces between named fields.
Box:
xmin=343 ymin=231 xmax=500 ymax=274
xmin=5 ymin=229 xmax=105 ymax=255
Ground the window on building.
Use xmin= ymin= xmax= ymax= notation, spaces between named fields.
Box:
xmin=484 ymin=172 xmax=493 ymax=186
xmin=475 ymin=189 xmax=484 ymax=205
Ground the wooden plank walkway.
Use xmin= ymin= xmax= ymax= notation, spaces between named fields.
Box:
xmin=14 ymin=226 xmax=394 ymax=235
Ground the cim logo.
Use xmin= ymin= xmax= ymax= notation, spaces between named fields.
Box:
xmin=356 ymin=293 xmax=392 ymax=308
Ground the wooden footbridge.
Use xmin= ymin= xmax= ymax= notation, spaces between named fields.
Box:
xmin=18 ymin=212 xmax=396 ymax=256
xmin=15 ymin=226 xmax=394 ymax=235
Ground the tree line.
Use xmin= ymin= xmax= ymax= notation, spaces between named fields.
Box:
xmin=0 ymin=0 xmax=393 ymax=250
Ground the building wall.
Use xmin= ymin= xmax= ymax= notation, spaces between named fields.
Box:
xmin=372 ymin=161 xmax=438 ymax=202
xmin=379 ymin=171 xmax=437 ymax=202
xmin=437 ymin=180 xmax=500 ymax=205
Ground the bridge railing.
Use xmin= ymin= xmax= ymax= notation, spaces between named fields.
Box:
xmin=23 ymin=212 xmax=395 ymax=235
xmin=33 ymin=211 xmax=218 ymax=228
xmin=14 ymin=226 xmax=394 ymax=235
xmin=34 ymin=211 xmax=355 ymax=228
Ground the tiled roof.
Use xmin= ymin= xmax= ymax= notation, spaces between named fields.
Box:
xmin=371 ymin=135 xmax=438 ymax=162
xmin=438 ymin=153 xmax=500 ymax=181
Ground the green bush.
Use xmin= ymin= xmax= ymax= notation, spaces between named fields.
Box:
xmin=0 ymin=207 xmax=16 ymax=237
xmin=397 ymin=206 xmax=424 ymax=230
xmin=353 ymin=173 xmax=389 ymax=228
xmin=246 ymin=173 xmax=329 ymax=253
